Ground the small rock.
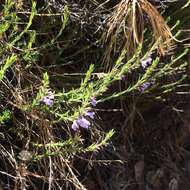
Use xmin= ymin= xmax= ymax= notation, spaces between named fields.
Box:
xmin=18 ymin=150 xmax=32 ymax=162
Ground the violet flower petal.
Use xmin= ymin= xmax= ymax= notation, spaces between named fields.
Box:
xmin=120 ymin=75 xmax=126 ymax=81
xmin=139 ymin=81 xmax=153 ymax=92
xmin=146 ymin=57 xmax=152 ymax=65
xmin=77 ymin=117 xmax=90 ymax=129
xmin=71 ymin=120 xmax=79 ymax=131
xmin=85 ymin=111 xmax=95 ymax=119
xmin=42 ymin=96 xmax=54 ymax=107
xmin=91 ymin=97 xmax=97 ymax=107
xmin=141 ymin=60 xmax=148 ymax=69
xmin=141 ymin=56 xmax=152 ymax=69
xmin=41 ymin=90 xmax=55 ymax=107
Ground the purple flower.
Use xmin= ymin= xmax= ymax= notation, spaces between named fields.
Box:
xmin=141 ymin=56 xmax=152 ymax=69
xmin=85 ymin=111 xmax=95 ymax=119
xmin=71 ymin=110 xmax=96 ymax=131
xmin=91 ymin=97 xmax=97 ymax=107
xmin=71 ymin=117 xmax=90 ymax=131
xmin=77 ymin=117 xmax=90 ymax=129
xmin=41 ymin=96 xmax=54 ymax=107
xmin=139 ymin=82 xmax=150 ymax=92
xmin=41 ymin=91 xmax=54 ymax=107
xmin=71 ymin=120 xmax=79 ymax=131
xmin=120 ymin=75 xmax=126 ymax=81
xmin=139 ymin=81 xmax=154 ymax=92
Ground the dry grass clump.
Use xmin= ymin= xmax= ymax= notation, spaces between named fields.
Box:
xmin=104 ymin=0 xmax=175 ymax=66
